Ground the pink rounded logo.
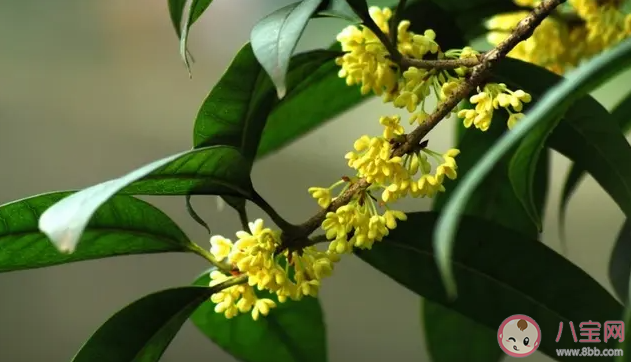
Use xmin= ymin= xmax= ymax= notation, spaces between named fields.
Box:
xmin=498 ymin=314 xmax=541 ymax=357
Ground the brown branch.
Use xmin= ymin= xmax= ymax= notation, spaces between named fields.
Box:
xmin=280 ymin=0 xmax=565 ymax=249
xmin=389 ymin=0 xmax=408 ymax=45
xmin=395 ymin=0 xmax=564 ymax=156
xmin=400 ymin=56 xmax=482 ymax=70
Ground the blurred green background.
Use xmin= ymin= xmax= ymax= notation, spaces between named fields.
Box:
xmin=1 ymin=0 xmax=630 ymax=361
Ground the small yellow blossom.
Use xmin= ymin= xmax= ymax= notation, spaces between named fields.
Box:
xmin=209 ymin=235 xmax=233 ymax=261
xmin=335 ymin=6 xmax=449 ymax=103
xmin=458 ymin=83 xmax=531 ymax=131
xmin=379 ymin=115 xmax=405 ymax=140
xmin=321 ymin=196 xmax=407 ymax=253
xmin=335 ymin=7 xmax=398 ymax=96
xmin=206 ymin=219 xmax=340 ymax=320
xmin=308 ymin=187 xmax=332 ymax=208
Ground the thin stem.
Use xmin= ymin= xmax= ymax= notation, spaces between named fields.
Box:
xmin=211 ymin=274 xmax=248 ymax=292
xmin=188 ymin=242 xmax=232 ymax=274
xmin=252 ymin=190 xmax=299 ymax=232
xmin=236 ymin=206 xmax=250 ymax=231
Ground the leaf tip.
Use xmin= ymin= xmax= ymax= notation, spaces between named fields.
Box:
xmin=216 ymin=196 xmax=226 ymax=212
xmin=39 ymin=215 xmax=79 ymax=254
xmin=38 ymin=197 xmax=85 ymax=254
xmin=275 ymin=83 xmax=287 ymax=100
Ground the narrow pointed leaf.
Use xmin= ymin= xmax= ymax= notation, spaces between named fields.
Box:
xmin=72 ymin=285 xmax=233 ymax=362
xmin=508 ymin=113 xmax=561 ymax=232
xmin=356 ymin=212 xmax=623 ymax=362
xmin=427 ymin=115 xmax=549 ymax=362
xmin=179 ymin=0 xmax=214 ymax=72
xmin=436 ymin=39 xmax=631 ymax=297
xmin=0 ymin=192 xmax=190 ymax=272
xmin=39 ymin=146 xmax=253 ymax=253
xmin=191 ymin=272 xmax=327 ymax=362
xmin=434 ymin=106 xmax=549 ymax=236
xmin=185 ymin=195 xmax=211 ymax=234
xmin=609 ymin=219 xmax=631 ymax=304
xmin=559 ymin=89 xmax=631 ymax=235
xmin=250 ymin=0 xmax=324 ymax=99
xmin=167 ymin=0 xmax=187 ymax=38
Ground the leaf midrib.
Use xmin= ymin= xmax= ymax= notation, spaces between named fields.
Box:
xmin=0 ymin=227 xmax=188 ymax=249
xmin=121 ymin=175 xmax=251 ymax=196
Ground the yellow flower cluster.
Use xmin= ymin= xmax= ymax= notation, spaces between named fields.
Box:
xmin=336 ymin=7 xmax=441 ymax=97
xmin=206 ymin=219 xmax=338 ymax=320
xmin=336 ymin=7 xmax=484 ymax=124
xmin=458 ymin=83 xmax=532 ymax=131
xmin=487 ymin=0 xmax=631 ymax=74
xmin=344 ymin=115 xmax=460 ymax=202
xmin=308 ymin=117 xmax=460 ymax=253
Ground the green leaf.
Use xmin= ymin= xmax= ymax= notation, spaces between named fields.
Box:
xmin=39 ymin=146 xmax=253 ymax=253
xmin=436 ymin=39 xmax=631 ymax=297
xmin=179 ymin=0 xmax=214 ymax=73
xmin=192 ymin=44 xmax=339 ymax=161
xmin=72 ymin=285 xmax=233 ymax=362
xmin=256 ymin=0 xmax=467 ymax=158
xmin=559 ymin=89 xmax=631 ymax=237
xmin=508 ymin=112 xmax=561 ymax=232
xmin=343 ymin=0 xmax=369 ymax=18
xmin=618 ymin=283 xmax=631 ymax=362
xmin=191 ymin=271 xmax=327 ymax=362
xmin=250 ymin=0 xmax=325 ymax=99
xmin=0 ymin=192 xmax=190 ymax=272
xmin=422 ymin=302 xmax=503 ymax=362
xmin=426 ymin=114 xmax=549 ymax=362
xmin=435 ymin=106 xmax=550 ymax=236
xmin=315 ymin=0 xmax=360 ymax=22
xmin=167 ymin=0 xmax=187 ymax=38
xmin=192 ymin=43 xmax=273 ymax=155
xmin=356 ymin=212 xmax=623 ymax=361
xmin=609 ymin=219 xmax=631 ymax=304
xmin=256 ymin=49 xmax=365 ymax=158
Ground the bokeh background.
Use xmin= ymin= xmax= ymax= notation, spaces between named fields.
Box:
xmin=1 ymin=0 xmax=630 ymax=361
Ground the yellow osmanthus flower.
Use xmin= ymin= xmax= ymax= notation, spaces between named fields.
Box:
xmin=335 ymin=5 xmax=475 ymax=111
xmin=341 ymin=115 xmax=460 ymax=201
xmin=387 ymin=47 xmax=479 ymax=124
xmin=319 ymin=191 xmax=408 ymax=254
xmin=487 ymin=0 xmax=631 ymax=74
xmin=206 ymin=219 xmax=339 ymax=320
xmin=335 ymin=7 xmax=399 ymax=96
xmin=458 ymin=83 xmax=532 ymax=131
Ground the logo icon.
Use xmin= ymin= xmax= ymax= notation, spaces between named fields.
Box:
xmin=498 ymin=314 xmax=542 ymax=357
